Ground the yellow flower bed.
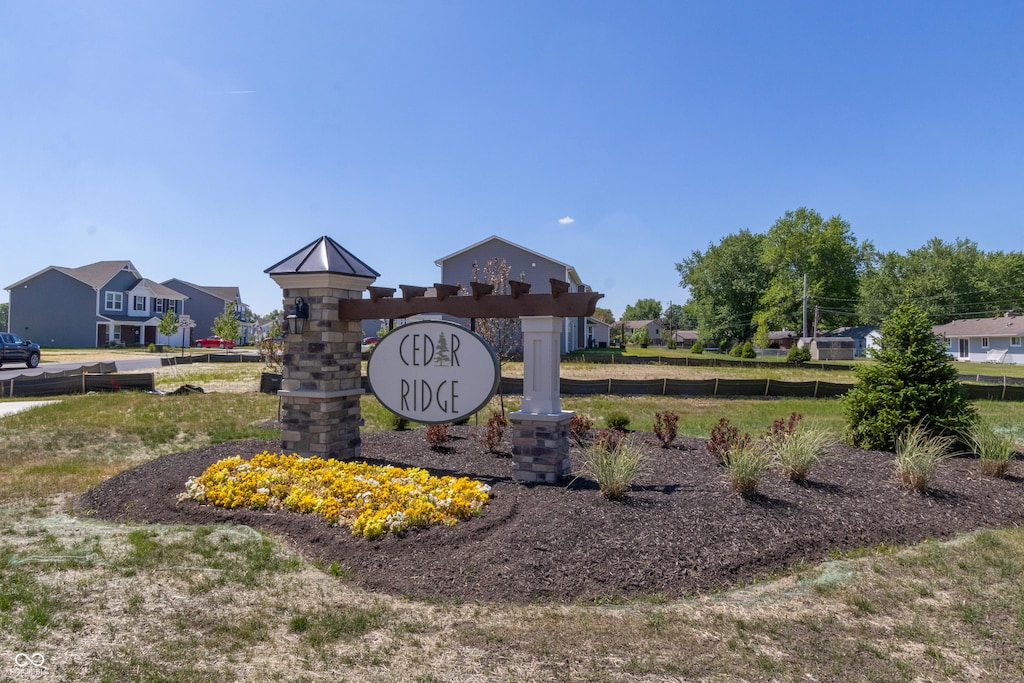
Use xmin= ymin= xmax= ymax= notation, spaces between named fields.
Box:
xmin=179 ymin=451 xmax=490 ymax=539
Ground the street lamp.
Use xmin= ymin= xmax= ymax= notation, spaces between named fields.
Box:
xmin=285 ymin=297 xmax=309 ymax=335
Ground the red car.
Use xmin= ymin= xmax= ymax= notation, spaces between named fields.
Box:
xmin=194 ymin=336 xmax=237 ymax=349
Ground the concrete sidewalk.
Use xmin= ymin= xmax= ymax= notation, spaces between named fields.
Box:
xmin=0 ymin=400 xmax=59 ymax=417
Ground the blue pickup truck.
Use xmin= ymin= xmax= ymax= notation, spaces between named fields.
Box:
xmin=0 ymin=332 xmax=41 ymax=368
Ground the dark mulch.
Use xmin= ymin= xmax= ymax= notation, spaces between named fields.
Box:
xmin=76 ymin=426 xmax=1024 ymax=603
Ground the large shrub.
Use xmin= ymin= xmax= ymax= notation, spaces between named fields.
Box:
xmin=843 ymin=303 xmax=976 ymax=451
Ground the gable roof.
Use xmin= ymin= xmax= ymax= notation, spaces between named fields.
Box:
xmin=6 ymin=260 xmax=138 ymax=291
xmin=434 ymin=235 xmax=581 ymax=286
xmin=933 ymin=313 xmax=1022 ymax=338
xmin=130 ymin=278 xmax=188 ymax=300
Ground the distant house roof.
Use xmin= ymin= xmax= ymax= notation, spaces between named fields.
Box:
xmin=768 ymin=329 xmax=799 ymax=342
xmin=265 ymin=235 xmax=380 ymax=278
xmin=434 ymin=235 xmax=582 ymax=286
xmin=622 ymin=319 xmax=661 ymax=330
xmin=672 ymin=329 xmax=699 ymax=341
xmin=822 ymin=325 xmax=879 ymax=340
xmin=6 ymin=260 xmax=139 ymax=291
xmin=933 ymin=312 xmax=1022 ymax=338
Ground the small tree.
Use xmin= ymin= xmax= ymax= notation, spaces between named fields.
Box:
xmin=631 ymin=325 xmax=650 ymax=347
xmin=212 ymin=303 xmax=241 ymax=343
xmin=787 ymin=344 xmax=811 ymax=364
xmin=844 ymin=303 xmax=976 ymax=451
xmin=158 ymin=310 xmax=178 ymax=339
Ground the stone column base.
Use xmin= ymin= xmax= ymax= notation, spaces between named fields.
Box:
xmin=279 ymin=392 xmax=362 ymax=459
xmin=509 ymin=411 xmax=574 ymax=484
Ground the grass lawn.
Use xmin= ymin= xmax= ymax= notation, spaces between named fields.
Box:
xmin=2 ymin=361 xmax=1024 ymax=680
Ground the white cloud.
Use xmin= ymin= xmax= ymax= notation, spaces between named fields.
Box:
xmin=558 ymin=216 xmax=575 ymax=225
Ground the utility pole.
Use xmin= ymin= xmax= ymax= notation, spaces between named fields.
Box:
xmin=802 ymin=273 xmax=808 ymax=339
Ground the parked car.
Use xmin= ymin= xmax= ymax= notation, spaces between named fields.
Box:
xmin=0 ymin=332 xmax=41 ymax=368
xmin=361 ymin=336 xmax=379 ymax=353
xmin=194 ymin=336 xmax=237 ymax=349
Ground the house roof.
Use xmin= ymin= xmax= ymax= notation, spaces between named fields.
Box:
xmin=933 ymin=313 xmax=1022 ymax=338
xmin=6 ymin=260 xmax=139 ymax=291
xmin=434 ymin=235 xmax=582 ymax=286
xmin=768 ymin=329 xmax=799 ymax=341
xmin=130 ymin=278 xmax=187 ymax=301
xmin=622 ymin=319 xmax=662 ymax=330
xmin=265 ymin=235 xmax=380 ymax=278
xmin=822 ymin=325 xmax=879 ymax=340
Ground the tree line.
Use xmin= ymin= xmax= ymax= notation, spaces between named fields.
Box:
xmin=672 ymin=207 xmax=1024 ymax=346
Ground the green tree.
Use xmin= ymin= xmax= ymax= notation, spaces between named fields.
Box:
xmin=844 ymin=303 xmax=976 ymax=451
xmin=158 ymin=310 xmax=178 ymax=338
xmin=212 ymin=303 xmax=241 ymax=343
xmin=759 ymin=207 xmax=869 ymax=333
xmin=676 ymin=230 xmax=769 ymax=344
xmin=621 ymin=298 xmax=662 ymax=321
xmin=592 ymin=307 xmax=615 ymax=325
xmin=663 ymin=303 xmax=695 ymax=330
xmin=752 ymin=312 xmax=770 ymax=349
xmin=630 ymin=325 xmax=650 ymax=347
xmin=0 ymin=302 xmax=8 ymax=331
xmin=857 ymin=238 xmax=1024 ymax=324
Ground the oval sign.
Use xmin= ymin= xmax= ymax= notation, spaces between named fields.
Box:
xmin=367 ymin=320 xmax=499 ymax=424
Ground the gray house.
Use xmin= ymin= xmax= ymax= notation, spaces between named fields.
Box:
xmin=5 ymin=261 xmax=187 ymax=348
xmin=934 ymin=312 xmax=1023 ymax=364
xmin=434 ymin=235 xmax=596 ymax=353
xmin=162 ymin=280 xmax=253 ymax=345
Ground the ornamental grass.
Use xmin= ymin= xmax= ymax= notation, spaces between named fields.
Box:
xmin=179 ymin=451 xmax=490 ymax=539
xmin=767 ymin=428 xmax=835 ymax=483
xmin=967 ymin=420 xmax=1018 ymax=478
xmin=723 ymin=442 xmax=774 ymax=496
xmin=580 ymin=434 xmax=648 ymax=500
xmin=894 ymin=424 xmax=957 ymax=492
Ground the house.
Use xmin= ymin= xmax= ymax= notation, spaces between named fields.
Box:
xmin=434 ymin=235 xmax=597 ymax=353
xmin=768 ymin=329 xmax=799 ymax=350
xmin=620 ymin=319 xmax=666 ymax=346
xmin=821 ymin=325 xmax=880 ymax=357
xmin=586 ymin=318 xmax=612 ymax=348
xmin=162 ymin=280 xmax=254 ymax=345
xmin=670 ymin=329 xmax=699 ymax=349
xmin=934 ymin=312 xmax=1023 ymax=364
xmin=5 ymin=261 xmax=187 ymax=348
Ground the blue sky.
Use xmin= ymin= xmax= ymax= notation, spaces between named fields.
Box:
xmin=2 ymin=1 xmax=1021 ymax=320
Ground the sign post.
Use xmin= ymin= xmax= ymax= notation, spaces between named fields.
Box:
xmin=177 ymin=314 xmax=195 ymax=358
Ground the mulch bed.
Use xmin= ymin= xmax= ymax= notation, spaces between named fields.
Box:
xmin=76 ymin=426 xmax=1024 ymax=603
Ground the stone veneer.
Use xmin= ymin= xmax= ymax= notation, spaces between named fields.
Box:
xmin=274 ymin=276 xmax=368 ymax=459
xmin=509 ymin=412 xmax=573 ymax=484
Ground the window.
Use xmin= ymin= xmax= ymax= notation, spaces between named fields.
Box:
xmin=981 ymin=337 xmax=990 ymax=349
xmin=105 ymin=292 xmax=123 ymax=311
xmin=155 ymin=298 xmax=165 ymax=313
xmin=1012 ymin=337 xmax=1022 ymax=347
xmin=133 ymin=296 xmax=146 ymax=312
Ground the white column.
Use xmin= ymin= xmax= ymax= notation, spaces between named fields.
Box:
xmin=518 ymin=315 xmax=563 ymax=415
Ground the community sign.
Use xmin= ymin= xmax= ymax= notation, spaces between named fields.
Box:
xmin=366 ymin=320 xmax=500 ymax=424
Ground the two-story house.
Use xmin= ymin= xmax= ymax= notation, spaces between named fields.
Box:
xmin=5 ymin=261 xmax=188 ymax=348
xmin=434 ymin=235 xmax=596 ymax=354
xmin=162 ymin=280 xmax=254 ymax=345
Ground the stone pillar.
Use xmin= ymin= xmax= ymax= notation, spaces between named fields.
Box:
xmin=269 ymin=272 xmax=368 ymax=459
xmin=510 ymin=315 xmax=573 ymax=483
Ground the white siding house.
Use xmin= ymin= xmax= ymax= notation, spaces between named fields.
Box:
xmin=934 ymin=312 xmax=1024 ymax=364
